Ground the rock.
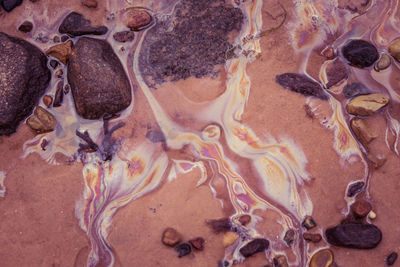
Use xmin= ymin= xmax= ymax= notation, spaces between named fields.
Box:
xmin=388 ymin=39 xmax=400 ymax=62
xmin=0 ymin=32 xmax=51 ymax=136
xmin=26 ymin=106 xmax=57 ymax=133
xmin=206 ymin=217 xmax=231 ymax=233
xmin=239 ymin=238 xmax=269 ymax=258
xmin=347 ymin=94 xmax=389 ymax=116
xmin=63 ymin=84 xmax=70 ymax=94
xmin=53 ymin=36 xmax=60 ymax=43
xmin=43 ymin=95 xmax=53 ymax=107
xmin=161 ymin=227 xmax=182 ymax=247
xmin=174 ymin=243 xmax=191 ymax=258
xmin=386 ymin=252 xmax=398 ymax=266
xmin=368 ymin=210 xmax=376 ymax=220
xmin=342 ymin=39 xmax=379 ymax=68
xmin=61 ymin=35 xmax=69 ymax=42
xmin=123 ymin=8 xmax=152 ymax=31
xmin=49 ymin=59 xmax=59 ymax=69
xmin=53 ymin=81 xmax=64 ymax=107
xmin=113 ymin=31 xmax=135 ymax=43
xmin=321 ymin=47 xmax=336 ymax=60
xmin=18 ymin=21 xmax=33 ymax=33
xmin=40 ymin=138 xmax=48 ymax=150
xmin=81 ymin=0 xmax=97 ymax=8
xmin=367 ymin=153 xmax=386 ymax=169
xmin=222 ymin=231 xmax=238 ymax=247
xmin=46 ymin=40 xmax=73 ymax=65
xmin=1 ymin=0 xmax=22 ymax=12
xmin=283 ymin=229 xmax=295 ymax=246
xmin=145 ymin=129 xmax=165 ymax=143
xmin=273 ymin=255 xmax=289 ymax=267
xmin=350 ymin=118 xmax=376 ymax=147
xmin=68 ymin=37 xmax=132 ymax=119
xmin=347 ymin=181 xmax=365 ymax=197
xmin=310 ymin=249 xmax=334 ymax=267
xmin=325 ymin=223 xmax=382 ymax=249
xmin=59 ymin=12 xmax=108 ymax=37
xmin=343 ymin=82 xmax=371 ymax=99
xmin=326 ymin=58 xmax=348 ymax=88
xmin=375 ymin=53 xmax=391 ymax=71
xmin=338 ymin=0 xmax=372 ymax=14
xmin=303 ymin=233 xmax=322 ymax=243
xmin=276 ymin=73 xmax=328 ymax=100
xmin=351 ymin=199 xmax=372 ymax=218
xmin=55 ymin=69 xmax=63 ymax=78
xmin=302 ymin=216 xmax=317 ymax=230
xmin=188 ymin=237 xmax=205 ymax=251
xmin=238 ymin=214 xmax=251 ymax=226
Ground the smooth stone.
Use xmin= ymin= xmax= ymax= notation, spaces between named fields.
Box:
xmin=326 ymin=58 xmax=348 ymax=88
xmin=123 ymin=8 xmax=152 ymax=31
xmin=222 ymin=231 xmax=238 ymax=247
xmin=351 ymin=199 xmax=372 ymax=218
xmin=18 ymin=21 xmax=33 ymax=33
xmin=302 ymin=216 xmax=317 ymax=230
xmin=161 ymin=227 xmax=182 ymax=247
xmin=303 ymin=232 xmax=322 ymax=243
xmin=1 ymin=0 xmax=22 ymax=12
xmin=0 ymin=32 xmax=51 ymax=135
xmin=388 ymin=39 xmax=400 ymax=62
xmin=310 ymin=249 xmax=334 ymax=267
xmin=174 ymin=243 xmax=192 ymax=258
xmin=374 ymin=53 xmax=391 ymax=71
xmin=273 ymin=255 xmax=289 ymax=267
xmin=350 ymin=118 xmax=376 ymax=147
xmin=59 ymin=12 xmax=108 ymax=36
xmin=49 ymin=59 xmax=59 ymax=69
xmin=146 ymin=129 xmax=165 ymax=143
xmin=342 ymin=82 xmax=371 ymax=99
xmin=342 ymin=39 xmax=379 ymax=68
xmin=53 ymin=80 xmax=64 ymax=107
xmin=68 ymin=37 xmax=132 ymax=119
xmin=325 ymin=223 xmax=382 ymax=249
xmin=276 ymin=73 xmax=328 ymax=100
xmin=45 ymin=40 xmax=73 ymax=65
xmin=188 ymin=237 xmax=205 ymax=251
xmin=26 ymin=106 xmax=57 ymax=133
xmin=347 ymin=94 xmax=389 ymax=116
xmin=239 ymin=238 xmax=269 ymax=258
xmin=386 ymin=252 xmax=398 ymax=266
xmin=42 ymin=95 xmax=53 ymax=108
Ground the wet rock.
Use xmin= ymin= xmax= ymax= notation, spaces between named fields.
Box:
xmin=302 ymin=216 xmax=317 ymax=230
xmin=239 ymin=238 xmax=269 ymax=258
xmin=49 ymin=59 xmax=59 ymax=69
xmin=273 ymin=255 xmax=289 ymax=267
xmin=350 ymin=118 xmax=376 ymax=147
xmin=188 ymin=237 xmax=205 ymax=251
xmin=375 ymin=53 xmax=391 ymax=71
xmin=325 ymin=223 xmax=382 ymax=249
xmin=283 ymin=229 xmax=295 ymax=246
xmin=46 ymin=40 xmax=73 ymax=65
xmin=53 ymin=81 xmax=64 ymax=107
xmin=18 ymin=21 xmax=33 ymax=33
xmin=43 ymin=95 xmax=53 ymax=108
xmin=26 ymin=106 xmax=57 ymax=133
xmin=1 ymin=0 xmax=22 ymax=12
xmin=222 ymin=231 xmax=238 ymax=247
xmin=347 ymin=93 xmax=389 ymax=116
xmin=347 ymin=181 xmax=365 ymax=197
xmin=175 ymin=243 xmax=191 ymax=258
xmin=343 ymin=82 xmax=371 ymax=99
xmin=322 ymin=47 xmax=336 ymax=60
xmin=81 ymin=0 xmax=97 ymax=8
xmin=63 ymin=84 xmax=70 ymax=94
xmin=206 ymin=217 xmax=231 ymax=233
xmin=59 ymin=12 xmax=108 ymax=37
xmin=351 ymin=199 xmax=372 ymax=218
xmin=303 ymin=232 xmax=322 ymax=243
xmin=326 ymin=59 xmax=348 ymax=88
xmin=388 ymin=39 xmax=400 ymax=63
xmin=386 ymin=252 xmax=398 ymax=266
xmin=123 ymin=8 xmax=152 ymax=31
xmin=68 ymin=37 xmax=132 ymax=119
xmin=113 ymin=31 xmax=135 ymax=43
xmin=146 ymin=129 xmax=166 ymax=143
xmin=161 ymin=227 xmax=182 ymax=247
xmin=0 ymin=32 xmax=51 ymax=136
xmin=238 ymin=214 xmax=251 ymax=226
xmin=276 ymin=73 xmax=328 ymax=100
xmin=310 ymin=249 xmax=334 ymax=267
xmin=342 ymin=39 xmax=378 ymax=68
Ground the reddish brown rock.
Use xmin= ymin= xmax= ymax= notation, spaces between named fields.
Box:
xmin=238 ymin=214 xmax=251 ymax=226
xmin=18 ymin=21 xmax=33 ymax=33
xmin=303 ymin=232 xmax=322 ymax=243
xmin=273 ymin=255 xmax=289 ymax=267
xmin=188 ymin=237 xmax=205 ymax=251
xmin=42 ymin=95 xmax=53 ymax=107
xmin=82 ymin=0 xmax=97 ymax=8
xmin=322 ymin=47 xmax=336 ymax=59
xmin=351 ymin=199 xmax=372 ymax=218
xmin=113 ymin=31 xmax=135 ymax=43
xmin=124 ymin=8 xmax=152 ymax=31
xmin=326 ymin=58 xmax=348 ymax=88
xmin=161 ymin=227 xmax=182 ymax=247
xmin=53 ymin=80 xmax=64 ymax=107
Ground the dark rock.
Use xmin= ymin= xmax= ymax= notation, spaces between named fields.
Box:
xmin=146 ymin=129 xmax=165 ymax=143
xmin=283 ymin=229 xmax=295 ymax=246
xmin=0 ymin=32 xmax=51 ymax=135
xmin=113 ymin=31 xmax=135 ymax=43
xmin=67 ymin=37 xmax=132 ymax=119
xmin=206 ymin=217 xmax=231 ymax=233
xmin=302 ymin=216 xmax=317 ymax=230
xmin=53 ymin=81 xmax=64 ymax=107
xmin=174 ymin=243 xmax=192 ymax=258
xmin=49 ymin=59 xmax=59 ymax=69
xmin=61 ymin=35 xmax=69 ymax=42
xmin=59 ymin=12 xmax=108 ymax=37
xmin=275 ymin=73 xmax=328 ymax=100
xmin=1 ymin=0 xmax=23 ymax=12
xmin=40 ymin=138 xmax=48 ymax=150
xmin=218 ymin=260 xmax=229 ymax=267
xmin=326 ymin=58 xmax=348 ymax=88
xmin=139 ymin=0 xmax=243 ymax=88
xmin=273 ymin=255 xmax=288 ymax=267
xmin=386 ymin=252 xmax=398 ymax=266
xmin=63 ymin=84 xmax=70 ymax=94
xmin=351 ymin=199 xmax=372 ymax=218
xmin=325 ymin=223 xmax=382 ymax=249
xmin=239 ymin=238 xmax=269 ymax=258
xmin=18 ymin=21 xmax=33 ymax=33
xmin=26 ymin=106 xmax=57 ymax=133
xmin=303 ymin=232 xmax=322 ymax=243
xmin=347 ymin=181 xmax=365 ymax=197
xmin=238 ymin=214 xmax=251 ymax=226
xmin=343 ymin=83 xmax=371 ymax=99
xmin=53 ymin=36 xmax=60 ymax=43
xmin=342 ymin=39 xmax=378 ymax=68
xmin=55 ymin=69 xmax=63 ymax=78
xmin=188 ymin=237 xmax=205 ymax=251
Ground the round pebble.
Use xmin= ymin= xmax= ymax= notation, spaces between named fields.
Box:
xmin=161 ymin=227 xmax=182 ymax=247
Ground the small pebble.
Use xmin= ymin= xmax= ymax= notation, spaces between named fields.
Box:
xmin=113 ymin=31 xmax=135 ymax=43
xmin=386 ymin=252 xmax=398 ymax=266
xmin=55 ymin=69 xmax=63 ymax=78
xmin=26 ymin=106 xmax=57 ymax=133
xmin=273 ymin=255 xmax=289 ymax=267
xmin=41 ymin=139 xmax=48 ymax=150
xmin=82 ymin=0 xmax=97 ymax=8
xmin=388 ymin=38 xmax=400 ymax=62
xmin=239 ymin=238 xmax=269 ymax=258
xmin=322 ymin=47 xmax=336 ymax=59
xmin=302 ymin=216 xmax=317 ymax=230
xmin=174 ymin=243 xmax=192 ymax=258
xmin=49 ymin=60 xmax=59 ymax=69
xmin=46 ymin=40 xmax=73 ymax=65
xmin=375 ymin=53 xmax=391 ymax=71
xmin=18 ymin=21 xmax=33 ymax=33
xmin=347 ymin=181 xmax=365 ymax=197
xmin=61 ymin=35 xmax=69 ymax=42
xmin=368 ymin=210 xmax=376 ymax=219
xmin=283 ymin=229 xmax=295 ymax=246
xmin=206 ymin=217 xmax=231 ymax=233
xmin=124 ymin=8 xmax=152 ymax=31
xmin=53 ymin=81 xmax=64 ymax=107
xmin=53 ymin=36 xmax=60 ymax=43
xmin=188 ymin=237 xmax=205 ymax=251
xmin=238 ymin=214 xmax=251 ymax=226
xmin=310 ymin=249 xmax=334 ymax=267
xmin=63 ymin=84 xmax=70 ymax=94
xmin=351 ymin=199 xmax=372 ymax=218
xmin=303 ymin=232 xmax=322 ymax=243
xmin=222 ymin=231 xmax=238 ymax=247
xmin=43 ymin=95 xmax=53 ymax=108
xmin=161 ymin=227 xmax=182 ymax=247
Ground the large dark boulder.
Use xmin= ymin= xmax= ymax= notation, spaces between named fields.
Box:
xmin=67 ymin=37 xmax=132 ymax=120
xmin=0 ymin=32 xmax=51 ymax=135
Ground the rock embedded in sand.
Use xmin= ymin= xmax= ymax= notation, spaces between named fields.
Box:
xmin=342 ymin=39 xmax=379 ymax=68
xmin=124 ymin=8 xmax=152 ymax=31
xmin=342 ymin=82 xmax=371 ymax=99
xmin=161 ymin=227 xmax=182 ymax=247
xmin=275 ymin=73 xmax=328 ymax=100
xmin=81 ymin=0 xmax=97 ymax=8
xmin=113 ymin=31 xmax=135 ymax=43
xmin=347 ymin=181 xmax=365 ymax=197
xmin=239 ymin=238 xmax=269 ymax=258
xmin=222 ymin=231 xmax=238 ymax=247
xmin=283 ymin=229 xmax=295 ymax=246
xmin=1 ymin=0 xmax=22 ymax=12
xmin=351 ymin=199 xmax=372 ymax=218
xmin=326 ymin=58 xmax=348 ymax=88
xmin=174 ymin=243 xmax=192 ymax=258
xmin=388 ymin=39 xmax=400 ymax=62
xmin=43 ymin=95 xmax=53 ymax=107
xmin=273 ymin=255 xmax=289 ymax=267
xmin=26 ymin=106 xmax=57 ymax=133
xmin=238 ymin=214 xmax=251 ymax=226
xmin=375 ymin=53 xmax=391 ymax=71
xmin=347 ymin=94 xmax=389 ymax=116
xmin=206 ymin=217 xmax=231 ymax=233
xmin=46 ymin=40 xmax=73 ymax=65
xmin=386 ymin=252 xmax=398 ymax=266
xmin=303 ymin=232 xmax=322 ymax=243
xmin=49 ymin=59 xmax=59 ymax=69
xmin=310 ymin=249 xmax=335 ymax=267
xmin=302 ymin=216 xmax=317 ymax=230
xmin=350 ymin=118 xmax=376 ymax=147
xmin=18 ymin=21 xmax=33 ymax=33
xmin=59 ymin=12 xmax=108 ymax=36
xmin=322 ymin=47 xmax=336 ymax=60
xmin=68 ymin=37 xmax=132 ymax=119
xmin=53 ymin=81 xmax=64 ymax=107
xmin=0 ymin=32 xmax=51 ymax=135
xmin=188 ymin=237 xmax=205 ymax=251
xmin=325 ymin=223 xmax=382 ymax=249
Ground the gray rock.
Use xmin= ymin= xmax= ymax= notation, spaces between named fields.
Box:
xmin=0 ymin=32 xmax=51 ymax=135
xmin=68 ymin=37 xmax=132 ymax=119
xmin=59 ymin=12 xmax=108 ymax=37
xmin=276 ymin=73 xmax=328 ymax=100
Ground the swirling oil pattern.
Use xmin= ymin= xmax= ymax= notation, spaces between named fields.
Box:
xmin=0 ymin=0 xmax=392 ymax=266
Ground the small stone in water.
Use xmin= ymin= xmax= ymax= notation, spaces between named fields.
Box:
xmin=26 ymin=106 xmax=57 ymax=133
xmin=273 ymin=255 xmax=289 ymax=267
xmin=124 ymin=8 xmax=152 ymax=31
xmin=206 ymin=218 xmax=231 ymax=233
xmin=351 ymin=199 xmax=372 ymax=218
xmin=283 ymin=229 xmax=295 ymax=246
xmin=239 ymin=238 xmax=269 ymax=258
xmin=303 ymin=232 xmax=322 ymax=243
xmin=161 ymin=227 xmax=182 ymax=247
xmin=238 ymin=214 xmax=251 ymax=226
xmin=222 ymin=231 xmax=238 ymax=247
xmin=53 ymin=36 xmax=60 ymax=43
xmin=146 ymin=129 xmax=165 ymax=143
xmin=302 ymin=216 xmax=317 ymax=230
xmin=174 ymin=243 xmax=192 ymax=258
xmin=322 ymin=47 xmax=336 ymax=59
xmin=347 ymin=181 xmax=365 ymax=197
xmin=188 ymin=237 xmax=205 ymax=251
xmin=113 ymin=31 xmax=135 ymax=43
xmin=326 ymin=58 xmax=348 ymax=88
xmin=46 ymin=40 xmax=73 ymax=65
xmin=342 ymin=39 xmax=379 ymax=68
xmin=53 ymin=81 xmax=64 ymax=107
xmin=276 ymin=73 xmax=328 ymax=100
xmin=388 ymin=39 xmax=400 ymax=63
xmin=63 ymin=84 xmax=70 ymax=94
xmin=18 ymin=21 xmax=33 ymax=33
xmin=82 ymin=0 xmax=97 ymax=8
xmin=343 ymin=82 xmax=370 ymax=99
xmin=59 ymin=12 xmax=108 ymax=36
xmin=61 ymin=35 xmax=69 ymax=42
xmin=375 ymin=53 xmax=391 ymax=71
xmin=386 ymin=252 xmax=398 ymax=266
xmin=347 ymin=93 xmax=389 ymax=116
xmin=1 ymin=0 xmax=23 ymax=12
xmin=40 ymin=138 xmax=48 ymax=150
xmin=350 ymin=118 xmax=376 ymax=147
xmin=368 ymin=210 xmax=376 ymax=220
xmin=310 ymin=249 xmax=334 ymax=267
xmin=55 ymin=69 xmax=63 ymax=78
xmin=43 ymin=95 xmax=53 ymax=108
